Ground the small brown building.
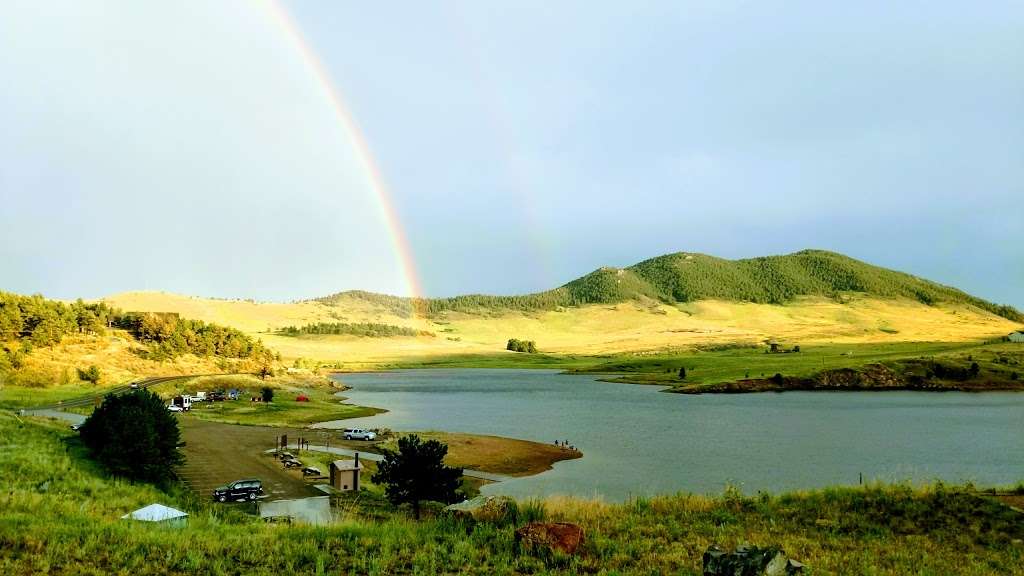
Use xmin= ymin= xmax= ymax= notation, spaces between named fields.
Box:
xmin=329 ymin=455 xmax=363 ymax=492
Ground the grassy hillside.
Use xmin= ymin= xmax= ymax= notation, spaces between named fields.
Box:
xmin=0 ymin=291 xmax=278 ymax=393
xmin=102 ymin=295 xmax=1022 ymax=367
xmin=3 ymin=412 xmax=1023 ymax=575
xmin=97 ymin=250 xmax=1022 ymax=366
xmin=315 ymin=250 xmax=1022 ymax=321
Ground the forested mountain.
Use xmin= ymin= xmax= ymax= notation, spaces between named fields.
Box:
xmin=314 ymin=250 xmax=1022 ymax=322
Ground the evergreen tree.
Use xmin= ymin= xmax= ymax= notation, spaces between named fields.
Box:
xmin=372 ymin=434 xmax=463 ymax=519
xmin=79 ymin=390 xmax=182 ymax=483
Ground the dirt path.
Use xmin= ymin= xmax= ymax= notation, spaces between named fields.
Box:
xmin=177 ymin=417 xmax=324 ymax=501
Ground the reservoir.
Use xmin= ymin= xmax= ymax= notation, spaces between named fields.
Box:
xmin=326 ymin=369 xmax=1024 ymax=501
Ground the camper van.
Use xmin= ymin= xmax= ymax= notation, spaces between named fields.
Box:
xmin=171 ymin=395 xmax=192 ymax=411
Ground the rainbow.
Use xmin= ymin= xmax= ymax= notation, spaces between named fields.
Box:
xmin=262 ymin=0 xmax=423 ymax=300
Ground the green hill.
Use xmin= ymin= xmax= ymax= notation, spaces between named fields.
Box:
xmin=314 ymin=250 xmax=1021 ymax=322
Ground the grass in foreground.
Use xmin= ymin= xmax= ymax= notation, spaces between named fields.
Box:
xmin=2 ymin=412 xmax=1022 ymax=575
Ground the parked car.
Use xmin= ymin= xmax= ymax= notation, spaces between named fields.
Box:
xmin=343 ymin=428 xmax=376 ymax=441
xmin=69 ymin=424 xmax=81 ymax=431
xmin=207 ymin=391 xmax=226 ymax=402
xmin=129 ymin=382 xmax=139 ymax=389
xmin=167 ymin=404 xmax=183 ymax=412
xmin=212 ymin=479 xmax=263 ymax=502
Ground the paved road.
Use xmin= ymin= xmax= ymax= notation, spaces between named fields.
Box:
xmin=23 ymin=375 xmax=196 ymax=412
xmin=288 ymin=443 xmax=514 ymax=482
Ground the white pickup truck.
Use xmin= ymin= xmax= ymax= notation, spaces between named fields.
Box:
xmin=343 ymin=428 xmax=377 ymax=441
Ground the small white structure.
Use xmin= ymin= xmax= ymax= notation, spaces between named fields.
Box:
xmin=1009 ymin=331 xmax=1024 ymax=343
xmin=121 ymin=503 xmax=188 ymax=527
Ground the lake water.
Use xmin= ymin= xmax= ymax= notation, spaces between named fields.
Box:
xmin=326 ymin=369 xmax=1024 ymax=501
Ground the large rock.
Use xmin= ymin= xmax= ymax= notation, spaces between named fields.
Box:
xmin=445 ymin=495 xmax=516 ymax=524
xmin=703 ymin=544 xmax=804 ymax=575
xmin=515 ymin=522 xmax=585 ymax=555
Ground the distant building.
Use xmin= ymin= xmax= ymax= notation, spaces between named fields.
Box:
xmin=330 ymin=455 xmax=363 ymax=492
xmin=1009 ymin=331 xmax=1024 ymax=343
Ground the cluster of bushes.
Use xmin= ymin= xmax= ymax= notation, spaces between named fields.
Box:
xmin=113 ymin=312 xmax=272 ymax=361
xmin=506 ymin=338 xmax=537 ymax=353
xmin=278 ymin=322 xmax=426 ymax=338
xmin=0 ymin=291 xmax=272 ymax=364
xmin=77 ymin=365 xmax=101 ymax=385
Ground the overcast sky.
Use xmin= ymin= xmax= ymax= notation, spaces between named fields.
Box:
xmin=1 ymin=1 xmax=1021 ymax=307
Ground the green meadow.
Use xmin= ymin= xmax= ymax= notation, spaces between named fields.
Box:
xmin=2 ymin=411 xmax=1022 ymax=575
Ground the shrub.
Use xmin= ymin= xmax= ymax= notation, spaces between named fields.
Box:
xmin=261 ymin=386 xmax=274 ymax=403
xmin=506 ymin=338 xmax=538 ymax=353
xmin=78 ymin=390 xmax=182 ymax=483
xmin=77 ymin=365 xmax=101 ymax=385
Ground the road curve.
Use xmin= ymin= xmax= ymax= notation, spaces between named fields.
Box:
xmin=21 ymin=374 xmax=234 ymax=412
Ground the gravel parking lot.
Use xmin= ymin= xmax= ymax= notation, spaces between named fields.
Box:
xmin=177 ymin=417 xmax=326 ymax=501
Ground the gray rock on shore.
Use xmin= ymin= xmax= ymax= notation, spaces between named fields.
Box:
xmin=703 ymin=544 xmax=805 ymax=575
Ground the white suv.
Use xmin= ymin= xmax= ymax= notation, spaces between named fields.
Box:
xmin=343 ymin=428 xmax=376 ymax=441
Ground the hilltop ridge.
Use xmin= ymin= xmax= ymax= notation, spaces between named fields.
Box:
xmin=314 ymin=249 xmax=1022 ymax=322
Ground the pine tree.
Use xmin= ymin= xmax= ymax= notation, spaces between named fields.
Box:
xmin=372 ymin=434 xmax=463 ymax=519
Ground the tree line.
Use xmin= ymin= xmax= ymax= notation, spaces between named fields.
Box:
xmin=278 ymin=322 xmax=427 ymax=338
xmin=115 ymin=312 xmax=272 ymax=361
xmin=0 ymin=291 xmax=272 ymax=364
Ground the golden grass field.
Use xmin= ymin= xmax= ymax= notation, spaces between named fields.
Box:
xmin=103 ymin=291 xmax=1021 ymax=365
xmin=4 ymin=332 xmax=230 ymax=388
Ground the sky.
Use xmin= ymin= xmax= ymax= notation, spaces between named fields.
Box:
xmin=1 ymin=0 xmax=1022 ymax=307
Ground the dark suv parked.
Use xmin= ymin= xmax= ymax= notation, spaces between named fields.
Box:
xmin=213 ymin=479 xmax=263 ymax=502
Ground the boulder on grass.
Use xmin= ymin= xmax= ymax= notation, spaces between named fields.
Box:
xmin=703 ymin=544 xmax=804 ymax=575
xmin=445 ymin=495 xmax=516 ymax=524
xmin=515 ymin=522 xmax=584 ymax=555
